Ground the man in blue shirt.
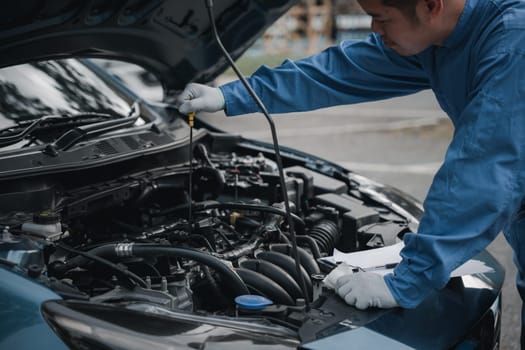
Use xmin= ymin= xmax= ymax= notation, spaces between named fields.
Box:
xmin=177 ymin=0 xmax=525 ymax=342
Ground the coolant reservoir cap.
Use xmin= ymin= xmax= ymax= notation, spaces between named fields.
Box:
xmin=235 ymin=295 xmax=273 ymax=310
xmin=33 ymin=210 xmax=59 ymax=224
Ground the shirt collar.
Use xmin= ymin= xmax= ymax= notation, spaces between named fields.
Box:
xmin=442 ymin=0 xmax=476 ymax=48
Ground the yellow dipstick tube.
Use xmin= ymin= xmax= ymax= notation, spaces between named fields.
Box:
xmin=188 ymin=112 xmax=195 ymax=128
xmin=188 ymin=112 xmax=195 ymax=234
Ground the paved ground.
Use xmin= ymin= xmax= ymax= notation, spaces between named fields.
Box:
xmin=201 ymin=87 xmax=521 ymax=349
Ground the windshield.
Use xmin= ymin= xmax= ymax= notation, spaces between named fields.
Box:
xmin=0 ymin=59 xmax=131 ymax=129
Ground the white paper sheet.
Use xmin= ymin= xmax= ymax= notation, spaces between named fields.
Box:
xmin=332 ymin=242 xmax=404 ymax=269
xmin=320 ymin=242 xmax=495 ymax=278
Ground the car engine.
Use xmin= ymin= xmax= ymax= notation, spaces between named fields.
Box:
xmin=0 ymin=141 xmax=415 ymax=333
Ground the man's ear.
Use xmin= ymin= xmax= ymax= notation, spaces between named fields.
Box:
xmin=416 ymin=0 xmax=443 ymax=23
xmin=423 ymin=0 xmax=444 ymax=16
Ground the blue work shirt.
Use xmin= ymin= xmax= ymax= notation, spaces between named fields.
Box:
xmin=220 ymin=0 xmax=525 ymax=308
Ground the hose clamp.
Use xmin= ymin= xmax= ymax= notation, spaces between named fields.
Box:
xmin=115 ymin=243 xmax=134 ymax=257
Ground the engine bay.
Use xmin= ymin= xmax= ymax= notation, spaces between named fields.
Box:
xmin=0 ymin=139 xmax=414 ymax=341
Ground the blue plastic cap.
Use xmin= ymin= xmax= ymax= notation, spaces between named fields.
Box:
xmin=235 ymin=295 xmax=273 ymax=310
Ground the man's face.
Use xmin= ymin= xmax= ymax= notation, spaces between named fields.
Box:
xmin=357 ymin=0 xmax=435 ymax=56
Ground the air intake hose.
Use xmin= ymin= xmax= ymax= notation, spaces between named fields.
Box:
xmin=308 ymin=220 xmax=340 ymax=255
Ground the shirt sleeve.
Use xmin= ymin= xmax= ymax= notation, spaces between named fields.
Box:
xmin=219 ymin=33 xmax=430 ymax=116
xmin=385 ymin=48 xmax=525 ymax=308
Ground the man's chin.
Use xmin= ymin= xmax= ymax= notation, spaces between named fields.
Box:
xmin=390 ymin=46 xmax=421 ymax=57
xmin=384 ymin=42 xmax=405 ymax=55
xmin=385 ymin=44 xmax=403 ymax=55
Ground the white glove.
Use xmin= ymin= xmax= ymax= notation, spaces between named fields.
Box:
xmin=335 ymin=272 xmax=399 ymax=310
xmin=175 ymin=83 xmax=225 ymax=114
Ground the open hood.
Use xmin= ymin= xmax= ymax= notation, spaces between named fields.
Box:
xmin=0 ymin=0 xmax=295 ymax=92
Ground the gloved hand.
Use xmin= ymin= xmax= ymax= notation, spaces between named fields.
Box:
xmin=335 ymin=272 xmax=399 ymax=310
xmin=175 ymin=83 xmax=225 ymax=114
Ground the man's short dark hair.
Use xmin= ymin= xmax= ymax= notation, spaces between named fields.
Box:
xmin=382 ymin=0 xmax=418 ymax=19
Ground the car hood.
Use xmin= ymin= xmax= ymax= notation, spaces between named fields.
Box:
xmin=0 ymin=1 xmax=295 ymax=92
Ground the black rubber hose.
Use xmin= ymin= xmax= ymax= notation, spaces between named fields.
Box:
xmin=136 ymin=183 xmax=155 ymax=205
xmin=309 ymin=220 xmax=340 ymax=254
xmin=55 ymin=243 xmax=147 ymax=289
xmin=256 ymin=251 xmax=313 ymax=298
xmin=269 ymin=244 xmax=321 ymax=276
xmin=55 ymin=243 xmax=249 ymax=296
xmin=123 ymin=245 xmax=251 ymax=296
xmin=203 ymin=266 xmax=229 ymax=307
xmin=136 ymin=180 xmax=184 ymax=206
xmin=296 ymin=235 xmax=322 ymax=260
xmin=315 ymin=231 xmax=331 ymax=253
xmin=310 ymin=229 xmax=334 ymax=255
xmin=235 ymin=268 xmax=294 ymax=305
xmin=240 ymin=259 xmax=303 ymax=300
xmin=279 ymin=232 xmax=291 ymax=244
xmin=310 ymin=232 xmax=329 ymax=253
xmin=156 ymin=202 xmax=306 ymax=234
xmin=54 ymin=244 xmax=132 ymax=274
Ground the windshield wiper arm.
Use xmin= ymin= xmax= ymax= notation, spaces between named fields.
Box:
xmin=42 ymin=102 xmax=141 ymax=157
xmin=0 ymin=113 xmax=117 ymax=148
xmin=0 ymin=115 xmax=57 ymax=146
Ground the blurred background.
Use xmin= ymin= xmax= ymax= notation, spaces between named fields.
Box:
xmin=101 ymin=1 xmax=520 ymax=348
xmin=256 ymin=0 xmax=369 ymax=55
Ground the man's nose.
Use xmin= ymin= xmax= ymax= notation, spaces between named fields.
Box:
xmin=371 ymin=19 xmax=384 ymax=35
